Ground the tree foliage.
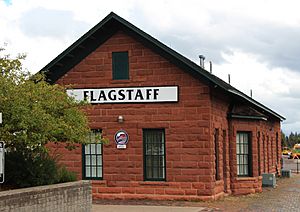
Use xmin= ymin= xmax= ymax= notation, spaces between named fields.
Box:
xmin=0 ymin=48 xmax=92 ymax=153
xmin=282 ymin=131 xmax=300 ymax=148
xmin=0 ymin=48 xmax=109 ymax=188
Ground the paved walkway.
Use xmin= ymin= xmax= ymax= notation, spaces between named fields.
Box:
xmin=93 ymin=173 xmax=300 ymax=212
xmin=93 ymin=205 xmax=205 ymax=212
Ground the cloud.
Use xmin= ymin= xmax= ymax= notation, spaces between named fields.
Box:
xmin=132 ymin=7 xmax=300 ymax=73
xmin=19 ymin=7 xmax=89 ymax=40
xmin=1 ymin=0 xmax=300 ymax=133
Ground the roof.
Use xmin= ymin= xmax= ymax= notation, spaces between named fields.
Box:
xmin=40 ymin=12 xmax=285 ymax=121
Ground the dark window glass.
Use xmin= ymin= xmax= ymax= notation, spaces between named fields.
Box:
xmin=82 ymin=129 xmax=103 ymax=179
xmin=214 ymin=129 xmax=220 ymax=180
xmin=112 ymin=51 xmax=129 ymax=80
xmin=236 ymin=132 xmax=252 ymax=177
xmin=257 ymin=131 xmax=261 ymax=175
xmin=143 ymin=129 xmax=166 ymax=181
xmin=276 ymin=132 xmax=279 ymax=164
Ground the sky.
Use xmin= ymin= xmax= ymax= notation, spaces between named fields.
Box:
xmin=0 ymin=0 xmax=299 ymax=134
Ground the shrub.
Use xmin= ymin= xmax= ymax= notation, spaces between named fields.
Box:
xmin=56 ymin=166 xmax=77 ymax=183
xmin=5 ymin=150 xmax=58 ymax=188
xmin=4 ymin=150 xmax=76 ymax=188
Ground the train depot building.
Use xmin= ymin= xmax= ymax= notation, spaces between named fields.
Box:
xmin=42 ymin=13 xmax=285 ymax=201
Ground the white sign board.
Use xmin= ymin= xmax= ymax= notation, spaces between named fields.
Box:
xmin=117 ymin=144 xmax=127 ymax=149
xmin=0 ymin=112 xmax=2 ymax=124
xmin=67 ymin=86 xmax=178 ymax=104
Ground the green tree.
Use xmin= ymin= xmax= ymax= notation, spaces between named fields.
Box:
xmin=281 ymin=130 xmax=288 ymax=147
xmin=0 ymin=48 xmax=106 ymax=187
xmin=0 ymin=49 xmax=91 ymax=152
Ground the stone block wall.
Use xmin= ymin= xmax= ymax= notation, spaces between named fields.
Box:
xmin=56 ymin=30 xmax=215 ymax=201
xmin=0 ymin=181 xmax=91 ymax=212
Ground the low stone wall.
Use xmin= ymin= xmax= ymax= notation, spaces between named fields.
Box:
xmin=0 ymin=180 xmax=91 ymax=212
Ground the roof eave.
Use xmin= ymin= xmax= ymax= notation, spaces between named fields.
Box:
xmin=228 ymin=89 xmax=285 ymax=121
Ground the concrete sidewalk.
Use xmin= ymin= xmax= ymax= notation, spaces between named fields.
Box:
xmin=92 ymin=204 xmax=206 ymax=212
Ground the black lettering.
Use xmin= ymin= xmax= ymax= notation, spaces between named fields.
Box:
xmin=126 ymin=89 xmax=134 ymax=100
xmin=83 ymin=91 xmax=89 ymax=101
xmin=146 ymin=89 xmax=152 ymax=100
xmin=153 ymin=89 xmax=159 ymax=100
xmin=118 ymin=90 xmax=125 ymax=100
xmin=108 ymin=90 xmax=116 ymax=100
xmin=90 ymin=91 xmax=96 ymax=101
xmin=98 ymin=90 xmax=107 ymax=101
xmin=135 ymin=89 xmax=144 ymax=100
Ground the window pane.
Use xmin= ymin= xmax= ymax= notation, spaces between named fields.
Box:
xmin=92 ymin=155 xmax=97 ymax=165
xmin=92 ymin=167 xmax=96 ymax=177
xmin=97 ymin=167 xmax=102 ymax=178
xmin=85 ymin=155 xmax=90 ymax=166
xmin=240 ymin=134 xmax=243 ymax=144
xmin=85 ymin=145 xmax=90 ymax=154
xmin=159 ymin=155 xmax=165 ymax=167
xmin=147 ymin=168 xmax=152 ymax=179
xmin=244 ymin=155 xmax=248 ymax=165
xmin=97 ymin=144 xmax=101 ymax=153
xmin=86 ymin=167 xmax=91 ymax=177
xmin=244 ymin=144 xmax=248 ymax=154
xmin=160 ymin=142 xmax=165 ymax=155
xmin=244 ymin=165 xmax=248 ymax=175
xmin=244 ymin=134 xmax=248 ymax=143
xmin=146 ymin=143 xmax=152 ymax=155
xmin=91 ymin=144 xmax=95 ymax=154
xmin=146 ymin=156 xmax=152 ymax=168
xmin=153 ymin=142 xmax=159 ymax=155
xmin=97 ymin=155 xmax=102 ymax=165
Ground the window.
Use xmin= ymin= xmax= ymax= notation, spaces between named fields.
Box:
xmin=112 ymin=51 xmax=129 ymax=80
xmin=82 ymin=129 xmax=103 ymax=179
xmin=214 ymin=129 xmax=220 ymax=180
xmin=271 ymin=137 xmax=274 ymax=166
xmin=266 ymin=136 xmax=269 ymax=172
xmin=263 ymin=134 xmax=266 ymax=172
xmin=236 ymin=132 xmax=252 ymax=177
xmin=257 ymin=131 xmax=261 ymax=175
xmin=222 ymin=130 xmax=227 ymax=180
xmin=276 ymin=132 xmax=279 ymax=164
xmin=143 ymin=129 xmax=166 ymax=181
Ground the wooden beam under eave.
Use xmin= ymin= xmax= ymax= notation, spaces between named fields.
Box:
xmin=55 ymin=62 xmax=64 ymax=67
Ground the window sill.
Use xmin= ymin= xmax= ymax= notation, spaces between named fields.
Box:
xmin=91 ymin=179 xmax=107 ymax=185
xmin=236 ymin=177 xmax=257 ymax=181
xmin=110 ymin=79 xmax=131 ymax=84
xmin=139 ymin=181 xmax=168 ymax=186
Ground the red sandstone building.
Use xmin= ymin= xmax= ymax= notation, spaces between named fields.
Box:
xmin=42 ymin=13 xmax=285 ymax=201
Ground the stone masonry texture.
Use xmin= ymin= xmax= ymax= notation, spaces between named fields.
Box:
xmin=0 ymin=180 xmax=92 ymax=212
